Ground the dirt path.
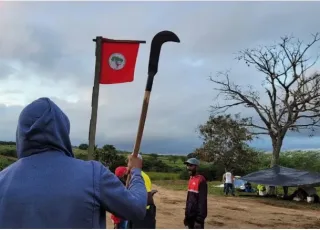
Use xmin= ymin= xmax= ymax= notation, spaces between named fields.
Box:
xmin=107 ymin=184 xmax=320 ymax=229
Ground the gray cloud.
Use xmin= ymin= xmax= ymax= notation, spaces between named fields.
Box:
xmin=1 ymin=2 xmax=320 ymax=154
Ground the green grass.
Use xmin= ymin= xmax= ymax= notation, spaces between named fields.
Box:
xmin=154 ymin=180 xmax=187 ymax=191
xmin=72 ymin=148 xmax=88 ymax=156
xmin=147 ymin=172 xmax=180 ymax=181
xmin=158 ymin=158 xmax=185 ymax=169
xmin=156 ymin=179 xmax=320 ymax=197
xmin=0 ymin=145 xmax=15 ymax=152
xmin=0 ymin=155 xmax=16 ymax=163
xmin=154 ymin=180 xmax=224 ymax=195
xmin=1 ymin=143 xmax=320 ymax=211
xmin=0 ymin=155 xmax=16 ymax=170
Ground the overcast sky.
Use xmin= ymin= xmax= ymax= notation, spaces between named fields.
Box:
xmin=1 ymin=1 xmax=320 ymax=154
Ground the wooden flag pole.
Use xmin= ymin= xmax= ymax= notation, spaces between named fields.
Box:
xmin=88 ymin=36 xmax=103 ymax=160
xmin=88 ymin=37 xmax=145 ymax=161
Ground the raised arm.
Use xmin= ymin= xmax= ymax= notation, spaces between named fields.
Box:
xmin=96 ymin=163 xmax=147 ymax=221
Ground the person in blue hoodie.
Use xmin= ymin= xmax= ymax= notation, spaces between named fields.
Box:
xmin=0 ymin=97 xmax=148 ymax=229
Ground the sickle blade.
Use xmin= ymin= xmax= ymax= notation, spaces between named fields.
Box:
xmin=148 ymin=30 xmax=180 ymax=76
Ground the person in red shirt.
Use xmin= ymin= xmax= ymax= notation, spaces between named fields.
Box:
xmin=183 ymin=158 xmax=207 ymax=229
xmin=111 ymin=166 xmax=129 ymax=229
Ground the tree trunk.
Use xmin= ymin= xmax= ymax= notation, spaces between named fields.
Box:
xmin=269 ymin=135 xmax=285 ymax=196
xmin=270 ymin=136 xmax=283 ymax=167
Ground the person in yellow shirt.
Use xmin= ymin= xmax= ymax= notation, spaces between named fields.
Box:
xmin=127 ymin=154 xmax=157 ymax=229
xmin=141 ymin=171 xmax=152 ymax=210
xmin=142 ymin=171 xmax=151 ymax=192
xmin=111 ymin=166 xmax=156 ymax=229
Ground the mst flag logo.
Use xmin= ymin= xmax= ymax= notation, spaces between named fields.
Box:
xmin=99 ymin=41 xmax=141 ymax=84
xmin=108 ymin=53 xmax=126 ymax=70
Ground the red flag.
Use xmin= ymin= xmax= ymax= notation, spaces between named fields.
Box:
xmin=99 ymin=41 xmax=141 ymax=84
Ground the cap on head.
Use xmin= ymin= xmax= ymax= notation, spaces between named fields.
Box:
xmin=115 ymin=166 xmax=128 ymax=177
xmin=184 ymin=158 xmax=200 ymax=166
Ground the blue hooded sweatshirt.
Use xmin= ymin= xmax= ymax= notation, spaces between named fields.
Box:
xmin=0 ymin=97 xmax=147 ymax=228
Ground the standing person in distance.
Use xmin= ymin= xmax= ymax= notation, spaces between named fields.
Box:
xmin=222 ymin=173 xmax=226 ymax=194
xmin=223 ymin=170 xmax=235 ymax=196
xmin=111 ymin=166 xmax=130 ymax=229
xmin=183 ymin=158 xmax=207 ymax=229
xmin=127 ymin=154 xmax=158 ymax=229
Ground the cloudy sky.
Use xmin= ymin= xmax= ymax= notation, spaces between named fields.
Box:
xmin=1 ymin=1 xmax=320 ymax=154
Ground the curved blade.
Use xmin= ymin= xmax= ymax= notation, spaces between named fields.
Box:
xmin=148 ymin=30 xmax=180 ymax=76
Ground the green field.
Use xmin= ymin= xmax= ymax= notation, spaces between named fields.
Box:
xmin=2 ymin=143 xmax=320 ymax=202
xmin=0 ymin=144 xmax=15 ymax=153
xmin=154 ymin=179 xmax=320 ymax=196
xmin=2 ymin=143 xmax=320 ymax=212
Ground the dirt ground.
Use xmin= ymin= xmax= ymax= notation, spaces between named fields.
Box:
xmin=107 ymin=184 xmax=320 ymax=229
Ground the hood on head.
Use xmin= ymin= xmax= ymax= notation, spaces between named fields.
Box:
xmin=16 ymin=97 xmax=74 ymax=159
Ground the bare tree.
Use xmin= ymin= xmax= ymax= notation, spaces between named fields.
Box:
xmin=211 ymin=33 xmax=320 ymax=166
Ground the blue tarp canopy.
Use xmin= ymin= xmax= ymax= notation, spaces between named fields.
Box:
xmin=241 ymin=165 xmax=320 ymax=187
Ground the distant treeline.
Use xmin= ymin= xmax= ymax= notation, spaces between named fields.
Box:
xmin=0 ymin=141 xmax=16 ymax=146
xmin=2 ymin=141 xmax=320 ymax=182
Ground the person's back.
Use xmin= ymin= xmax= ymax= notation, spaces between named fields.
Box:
xmin=224 ymin=171 xmax=234 ymax=196
xmin=142 ymin=171 xmax=152 ymax=193
xmin=225 ymin=172 xmax=232 ymax=184
xmin=0 ymin=98 xmax=147 ymax=228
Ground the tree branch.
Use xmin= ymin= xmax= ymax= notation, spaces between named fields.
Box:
xmin=211 ymin=32 xmax=320 ymax=153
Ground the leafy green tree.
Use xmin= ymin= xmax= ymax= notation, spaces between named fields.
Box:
xmin=79 ymin=143 xmax=89 ymax=150
xmin=102 ymin=144 xmax=117 ymax=153
xmin=197 ymin=114 xmax=259 ymax=172
xmin=94 ymin=145 xmax=126 ymax=172
xmin=279 ymin=151 xmax=320 ymax=172
xmin=179 ymin=156 xmax=187 ymax=162
xmin=187 ymin=153 xmax=197 ymax=159
xmin=75 ymin=153 xmax=88 ymax=161
xmin=168 ymin=155 xmax=179 ymax=164
xmin=149 ymin=153 xmax=158 ymax=160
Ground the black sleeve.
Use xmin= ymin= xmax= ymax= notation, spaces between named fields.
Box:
xmin=196 ymin=180 xmax=207 ymax=223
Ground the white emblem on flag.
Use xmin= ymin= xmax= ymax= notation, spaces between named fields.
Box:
xmin=109 ymin=53 xmax=126 ymax=70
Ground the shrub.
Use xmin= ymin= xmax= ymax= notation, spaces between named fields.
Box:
xmin=93 ymin=148 xmax=127 ymax=172
xmin=0 ymin=157 xmax=16 ymax=170
xmin=143 ymin=158 xmax=174 ymax=172
xmin=78 ymin=144 xmax=89 ymax=150
xmin=179 ymin=170 xmax=189 ymax=180
xmin=198 ymin=164 xmax=217 ymax=181
xmin=109 ymin=155 xmax=126 ymax=172
xmin=1 ymin=149 xmax=17 ymax=158
xmin=0 ymin=141 xmax=16 ymax=146
xmin=147 ymin=172 xmax=179 ymax=181
xmin=75 ymin=153 xmax=88 ymax=160
xmin=179 ymin=163 xmax=218 ymax=181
